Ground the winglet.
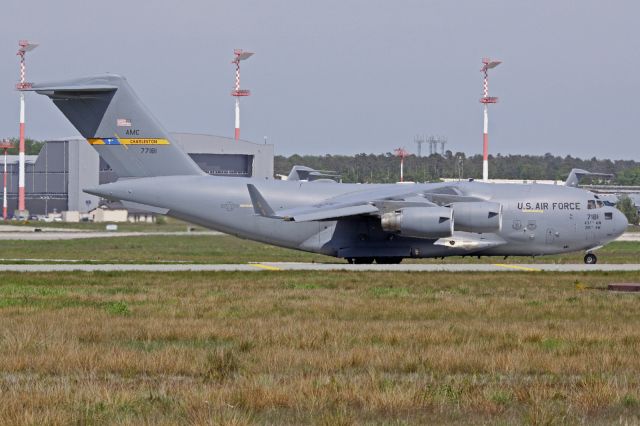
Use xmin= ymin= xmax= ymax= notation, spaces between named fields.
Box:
xmin=247 ymin=184 xmax=277 ymax=217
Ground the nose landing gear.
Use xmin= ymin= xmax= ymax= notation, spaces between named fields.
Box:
xmin=584 ymin=253 xmax=597 ymax=264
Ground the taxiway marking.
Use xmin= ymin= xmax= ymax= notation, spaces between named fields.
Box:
xmin=493 ymin=263 xmax=541 ymax=272
xmin=249 ymin=263 xmax=282 ymax=271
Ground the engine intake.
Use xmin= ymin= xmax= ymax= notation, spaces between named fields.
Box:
xmin=381 ymin=207 xmax=453 ymax=239
xmin=449 ymin=201 xmax=502 ymax=233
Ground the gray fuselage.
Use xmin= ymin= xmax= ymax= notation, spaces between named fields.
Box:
xmin=91 ymin=175 xmax=628 ymax=260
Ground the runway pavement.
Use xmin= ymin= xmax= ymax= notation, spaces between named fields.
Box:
xmin=1 ymin=262 xmax=639 ymax=272
xmin=613 ymin=232 xmax=640 ymax=241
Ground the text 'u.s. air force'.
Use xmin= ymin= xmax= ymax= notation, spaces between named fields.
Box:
xmin=518 ymin=202 xmax=581 ymax=210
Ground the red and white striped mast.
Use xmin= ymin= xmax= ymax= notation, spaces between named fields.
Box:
xmin=231 ymin=49 xmax=253 ymax=141
xmin=16 ymin=40 xmax=38 ymax=218
xmin=0 ymin=139 xmax=12 ymax=220
xmin=480 ymin=57 xmax=501 ymax=182
xmin=394 ymin=147 xmax=409 ymax=182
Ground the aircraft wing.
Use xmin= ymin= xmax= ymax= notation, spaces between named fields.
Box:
xmin=248 ymin=183 xmax=486 ymax=222
xmin=276 ymin=203 xmax=381 ymax=222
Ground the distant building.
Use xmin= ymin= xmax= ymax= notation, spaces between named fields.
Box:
xmin=61 ymin=211 xmax=81 ymax=222
xmin=0 ymin=140 xmax=98 ymax=217
xmin=89 ymin=208 xmax=128 ymax=223
xmin=0 ymin=134 xmax=274 ymax=217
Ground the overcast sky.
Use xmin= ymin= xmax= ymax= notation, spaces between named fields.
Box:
xmin=0 ymin=0 xmax=638 ymax=159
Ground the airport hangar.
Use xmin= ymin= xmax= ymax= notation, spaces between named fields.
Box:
xmin=0 ymin=133 xmax=274 ymax=217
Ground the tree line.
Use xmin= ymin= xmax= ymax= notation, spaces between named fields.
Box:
xmin=3 ymin=138 xmax=45 ymax=156
xmin=6 ymin=139 xmax=640 ymax=186
xmin=275 ymin=151 xmax=640 ymax=185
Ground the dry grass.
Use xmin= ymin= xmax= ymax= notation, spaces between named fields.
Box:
xmin=1 ymin=271 xmax=640 ymax=424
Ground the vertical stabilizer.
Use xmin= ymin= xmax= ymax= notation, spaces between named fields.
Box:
xmin=30 ymin=74 xmax=203 ymax=178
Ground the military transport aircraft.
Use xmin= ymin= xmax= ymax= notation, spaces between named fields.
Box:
xmin=28 ymin=74 xmax=628 ymax=264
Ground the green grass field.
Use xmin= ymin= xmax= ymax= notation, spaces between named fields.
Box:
xmin=5 ymin=218 xmax=205 ymax=233
xmin=1 ymin=228 xmax=639 ymax=423
xmin=1 ymin=271 xmax=640 ymax=424
xmin=0 ymin=234 xmax=638 ymax=264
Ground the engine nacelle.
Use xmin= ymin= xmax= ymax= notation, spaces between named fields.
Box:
xmin=381 ymin=207 xmax=453 ymax=239
xmin=449 ymin=201 xmax=502 ymax=233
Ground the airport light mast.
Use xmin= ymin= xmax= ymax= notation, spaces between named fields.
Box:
xmin=16 ymin=40 xmax=38 ymax=218
xmin=394 ymin=147 xmax=409 ymax=182
xmin=0 ymin=139 xmax=12 ymax=220
xmin=480 ymin=57 xmax=501 ymax=182
xmin=231 ymin=49 xmax=253 ymax=141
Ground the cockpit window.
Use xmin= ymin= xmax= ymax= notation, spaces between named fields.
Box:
xmin=587 ymin=200 xmax=596 ymax=209
xmin=596 ymin=200 xmax=604 ymax=208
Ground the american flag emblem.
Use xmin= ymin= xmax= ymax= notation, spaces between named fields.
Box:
xmin=117 ymin=118 xmax=132 ymax=127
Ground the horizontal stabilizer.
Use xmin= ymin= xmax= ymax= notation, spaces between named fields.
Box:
xmin=28 ymin=85 xmax=117 ymax=95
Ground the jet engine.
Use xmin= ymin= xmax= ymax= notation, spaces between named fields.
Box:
xmin=381 ymin=207 xmax=453 ymax=239
xmin=449 ymin=201 xmax=502 ymax=233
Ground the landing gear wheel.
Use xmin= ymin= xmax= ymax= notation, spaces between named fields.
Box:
xmin=375 ymin=257 xmax=403 ymax=264
xmin=584 ymin=253 xmax=597 ymax=265
xmin=353 ymin=257 xmax=375 ymax=264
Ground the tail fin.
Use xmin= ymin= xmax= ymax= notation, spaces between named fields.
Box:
xmin=30 ymin=74 xmax=202 ymax=178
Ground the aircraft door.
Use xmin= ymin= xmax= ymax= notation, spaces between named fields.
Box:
xmin=545 ymin=228 xmax=556 ymax=245
xmin=602 ymin=210 xmax=616 ymax=236
xmin=569 ymin=212 xmax=577 ymax=233
xmin=526 ymin=220 xmax=537 ymax=240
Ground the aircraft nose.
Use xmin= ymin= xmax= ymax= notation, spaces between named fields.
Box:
xmin=613 ymin=208 xmax=629 ymax=237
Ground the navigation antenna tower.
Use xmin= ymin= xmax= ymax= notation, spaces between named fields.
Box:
xmin=231 ymin=49 xmax=253 ymax=141
xmin=394 ymin=147 xmax=409 ymax=182
xmin=480 ymin=57 xmax=501 ymax=182
xmin=16 ymin=40 xmax=38 ymax=218
xmin=414 ymin=135 xmax=426 ymax=157
xmin=0 ymin=139 xmax=12 ymax=220
xmin=427 ymin=135 xmax=447 ymax=156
